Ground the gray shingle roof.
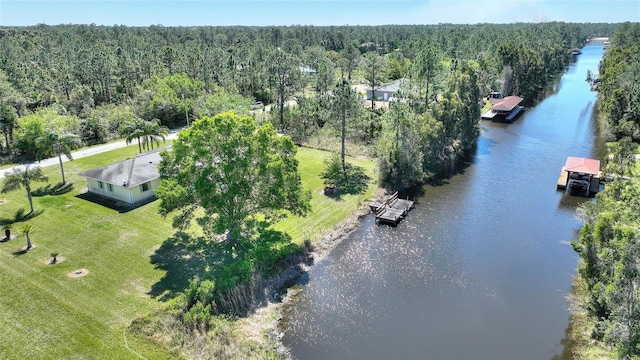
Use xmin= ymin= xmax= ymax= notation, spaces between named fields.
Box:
xmin=375 ymin=79 xmax=406 ymax=93
xmin=79 ymin=147 xmax=167 ymax=188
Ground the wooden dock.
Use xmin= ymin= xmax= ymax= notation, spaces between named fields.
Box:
xmin=557 ymin=167 xmax=568 ymax=189
xmin=365 ymin=192 xmax=415 ymax=225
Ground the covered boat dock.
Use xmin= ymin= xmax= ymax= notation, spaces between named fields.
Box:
xmin=481 ymin=95 xmax=525 ymax=122
xmin=557 ymin=156 xmax=601 ymax=196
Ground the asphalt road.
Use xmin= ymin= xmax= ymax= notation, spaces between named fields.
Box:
xmin=0 ymin=130 xmax=180 ymax=179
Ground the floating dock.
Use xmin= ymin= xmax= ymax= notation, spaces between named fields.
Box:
xmin=366 ymin=191 xmax=415 ymax=225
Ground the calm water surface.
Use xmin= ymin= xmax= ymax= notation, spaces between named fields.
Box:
xmin=283 ymin=44 xmax=605 ymax=359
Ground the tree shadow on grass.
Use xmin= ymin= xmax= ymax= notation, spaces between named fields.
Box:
xmin=326 ymin=164 xmax=371 ymax=201
xmin=32 ymin=182 xmax=74 ymax=197
xmin=249 ymin=221 xmax=312 ymax=277
xmin=11 ymin=246 xmax=32 ymax=256
xmin=148 ymin=232 xmax=233 ymax=301
xmin=0 ymin=208 xmax=43 ymax=226
xmin=148 ymin=222 xmax=311 ymax=305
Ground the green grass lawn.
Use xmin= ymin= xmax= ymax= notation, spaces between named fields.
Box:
xmin=0 ymin=146 xmax=175 ymax=359
xmin=274 ymin=147 xmax=378 ymax=245
xmin=0 ymin=143 xmax=378 ymax=359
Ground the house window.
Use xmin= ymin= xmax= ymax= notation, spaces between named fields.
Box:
xmin=141 ymin=182 xmax=150 ymax=192
xmin=98 ymin=181 xmax=104 ymax=189
xmin=107 ymin=183 xmax=113 ymax=192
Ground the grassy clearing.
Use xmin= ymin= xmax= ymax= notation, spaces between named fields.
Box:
xmin=0 ymin=142 xmax=378 ymax=359
xmin=274 ymin=146 xmax=378 ymax=246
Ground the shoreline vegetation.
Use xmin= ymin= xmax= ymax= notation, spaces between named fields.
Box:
xmin=0 ymin=22 xmax=631 ymax=359
xmin=567 ymin=23 xmax=640 ymax=359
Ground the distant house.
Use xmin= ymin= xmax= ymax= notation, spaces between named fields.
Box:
xmin=79 ymin=147 xmax=166 ymax=205
xmin=366 ymin=79 xmax=407 ymax=102
xmin=359 ymin=42 xmax=382 ymax=51
xmin=299 ymin=65 xmax=316 ymax=75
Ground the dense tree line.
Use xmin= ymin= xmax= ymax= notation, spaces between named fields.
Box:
xmin=0 ymin=22 xmax=606 ymax=109
xmin=0 ymin=23 xmax=613 ymax=173
xmin=572 ymin=22 xmax=640 ymax=359
xmin=594 ymin=22 xmax=640 ymax=142
xmin=573 ymin=140 xmax=639 ymax=358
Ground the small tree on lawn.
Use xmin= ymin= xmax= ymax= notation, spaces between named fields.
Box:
xmin=18 ymin=224 xmax=34 ymax=250
xmin=1 ymin=165 xmax=48 ymax=214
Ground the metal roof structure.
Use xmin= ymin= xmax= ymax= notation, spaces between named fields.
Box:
xmin=491 ymin=96 xmax=524 ymax=112
xmin=564 ymin=156 xmax=600 ymax=175
xmin=79 ymin=147 xmax=167 ymax=188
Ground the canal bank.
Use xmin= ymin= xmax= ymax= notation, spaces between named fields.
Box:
xmin=279 ymin=43 xmax=606 ymax=359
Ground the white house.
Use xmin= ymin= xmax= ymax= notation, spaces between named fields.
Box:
xmin=80 ymin=147 xmax=167 ymax=205
xmin=299 ymin=65 xmax=317 ymax=75
xmin=366 ymin=79 xmax=407 ymax=102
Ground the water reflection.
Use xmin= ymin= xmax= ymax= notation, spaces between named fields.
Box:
xmin=283 ymin=44 xmax=605 ymax=359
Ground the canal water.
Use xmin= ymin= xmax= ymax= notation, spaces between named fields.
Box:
xmin=282 ymin=43 xmax=605 ymax=359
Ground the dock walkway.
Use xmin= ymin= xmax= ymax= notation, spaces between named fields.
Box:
xmin=557 ymin=167 xmax=568 ymax=189
xmin=365 ymin=192 xmax=415 ymax=225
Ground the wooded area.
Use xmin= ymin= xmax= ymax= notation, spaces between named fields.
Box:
xmin=0 ymin=22 xmax=614 ymax=187
xmin=572 ymin=22 xmax=640 ymax=359
xmin=1 ymin=22 xmax=632 ymax=358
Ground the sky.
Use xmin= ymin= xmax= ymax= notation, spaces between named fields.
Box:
xmin=0 ymin=0 xmax=638 ymax=27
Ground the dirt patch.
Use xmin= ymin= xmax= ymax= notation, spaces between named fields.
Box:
xmin=0 ymin=199 xmax=7 ymax=204
xmin=67 ymin=268 xmax=89 ymax=278
xmin=364 ymin=100 xmax=390 ymax=110
xmin=45 ymin=256 xmax=66 ymax=265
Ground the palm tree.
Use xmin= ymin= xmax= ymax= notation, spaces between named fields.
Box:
xmin=36 ymin=130 xmax=82 ymax=184
xmin=18 ymin=224 xmax=34 ymax=250
xmin=141 ymin=119 xmax=169 ymax=151
xmin=120 ymin=118 xmax=146 ymax=153
xmin=1 ymin=165 xmax=49 ymax=214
